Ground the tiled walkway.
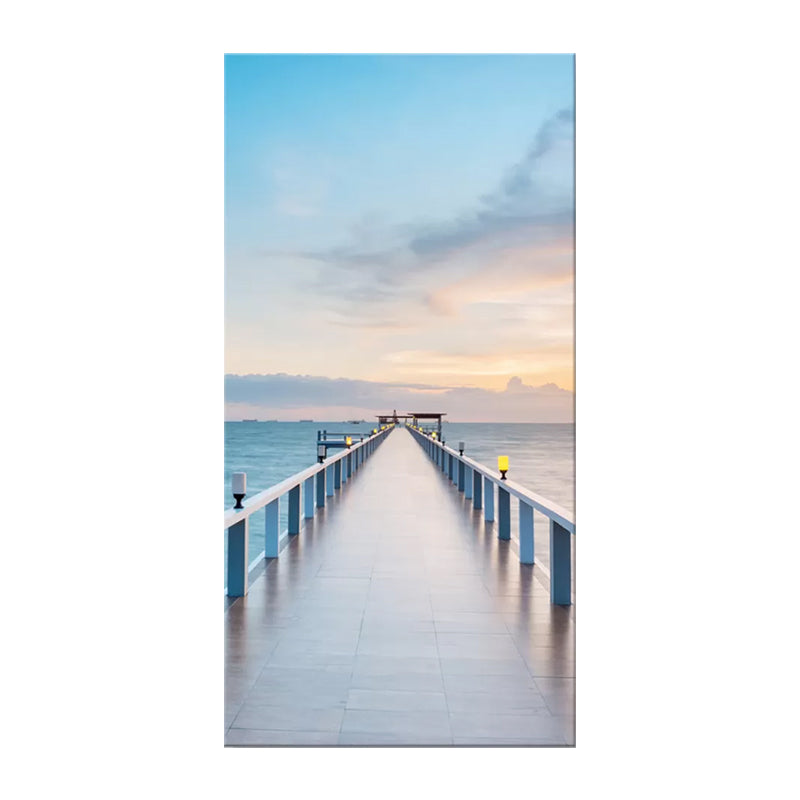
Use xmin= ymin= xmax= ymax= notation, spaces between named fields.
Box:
xmin=224 ymin=428 xmax=575 ymax=746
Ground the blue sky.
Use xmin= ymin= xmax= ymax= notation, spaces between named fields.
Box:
xmin=225 ymin=54 xmax=574 ymax=418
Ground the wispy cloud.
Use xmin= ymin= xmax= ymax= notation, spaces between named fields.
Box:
xmin=424 ymin=237 xmax=574 ymax=316
xmin=266 ymin=107 xmax=574 ymax=314
xmin=408 ymin=104 xmax=574 ymax=259
xmin=326 ymin=316 xmax=416 ymax=331
xmin=383 ymin=345 xmax=573 ymax=377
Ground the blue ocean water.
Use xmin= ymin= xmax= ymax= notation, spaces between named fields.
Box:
xmin=224 ymin=421 xmax=574 ymax=573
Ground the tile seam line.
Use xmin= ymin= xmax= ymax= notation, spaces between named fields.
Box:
xmin=432 ymin=588 xmax=455 ymax=745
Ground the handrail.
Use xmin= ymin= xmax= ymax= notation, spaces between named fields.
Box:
xmin=407 ymin=427 xmax=574 ymax=533
xmin=406 ymin=424 xmax=574 ymax=605
xmin=224 ymin=424 xmax=394 ymax=598
xmin=441 ymin=444 xmax=575 ymax=533
xmin=223 ymin=430 xmax=383 ymax=529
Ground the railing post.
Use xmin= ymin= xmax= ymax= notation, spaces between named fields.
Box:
xmin=288 ymin=485 xmax=300 ymax=535
xmin=326 ymin=464 xmax=334 ymax=497
xmin=519 ymin=502 xmax=534 ymax=564
xmin=347 ymin=452 xmax=352 ymax=478
xmin=498 ymin=486 xmax=510 ymax=540
xmin=334 ymin=459 xmax=341 ymax=490
xmin=550 ymin=520 xmax=572 ymax=605
xmin=465 ymin=466 xmax=473 ymax=500
xmin=304 ymin=476 xmax=314 ymax=519
xmin=316 ymin=469 xmax=325 ymax=508
xmin=341 ymin=455 xmax=348 ymax=485
xmin=483 ymin=476 xmax=495 ymax=522
xmin=449 ymin=453 xmax=454 ymax=482
xmin=226 ymin=519 xmax=248 ymax=597
xmin=472 ymin=470 xmax=482 ymax=510
xmin=265 ymin=497 xmax=280 ymax=557
xmin=458 ymin=460 xmax=465 ymax=492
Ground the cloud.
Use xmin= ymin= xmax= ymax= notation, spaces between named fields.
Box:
xmin=405 ymin=108 xmax=573 ymax=262
xmin=225 ymin=373 xmax=574 ymax=422
xmin=381 ymin=345 xmax=573 ymax=380
xmin=270 ymin=107 xmax=575 ymax=310
xmin=424 ymin=237 xmax=574 ymax=316
xmin=225 ymin=374 xmax=451 ymax=408
xmin=488 ymin=108 xmax=575 ymax=204
xmin=326 ymin=316 xmax=416 ymax=331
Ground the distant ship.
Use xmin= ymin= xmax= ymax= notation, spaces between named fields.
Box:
xmin=242 ymin=418 xmax=258 ymax=422
xmin=299 ymin=419 xmax=313 ymax=422
xmin=346 ymin=419 xmax=365 ymax=424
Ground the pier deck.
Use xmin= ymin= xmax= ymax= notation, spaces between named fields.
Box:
xmin=225 ymin=428 xmax=575 ymax=746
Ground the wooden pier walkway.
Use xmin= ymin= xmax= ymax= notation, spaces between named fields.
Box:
xmin=224 ymin=427 xmax=575 ymax=746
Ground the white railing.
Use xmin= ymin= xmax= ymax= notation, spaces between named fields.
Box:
xmin=223 ymin=425 xmax=394 ymax=596
xmin=407 ymin=425 xmax=575 ymax=605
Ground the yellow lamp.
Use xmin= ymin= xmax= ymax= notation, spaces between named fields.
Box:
xmin=432 ymin=432 xmax=437 ymax=439
xmin=345 ymin=436 xmax=352 ymax=448
xmin=498 ymin=455 xmax=509 ymax=480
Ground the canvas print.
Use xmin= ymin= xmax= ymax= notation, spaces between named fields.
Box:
xmin=224 ymin=54 xmax=575 ymax=746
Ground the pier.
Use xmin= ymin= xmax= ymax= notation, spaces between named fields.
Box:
xmin=224 ymin=424 xmax=575 ymax=746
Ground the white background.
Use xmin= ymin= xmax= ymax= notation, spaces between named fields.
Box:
xmin=2 ymin=2 xmax=798 ymax=796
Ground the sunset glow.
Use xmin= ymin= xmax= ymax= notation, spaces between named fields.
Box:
xmin=225 ymin=55 xmax=574 ymax=417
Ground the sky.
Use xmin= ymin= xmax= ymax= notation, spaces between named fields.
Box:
xmin=225 ymin=54 xmax=574 ymax=421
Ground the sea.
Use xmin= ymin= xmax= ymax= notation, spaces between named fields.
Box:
xmin=224 ymin=421 xmax=575 ymax=578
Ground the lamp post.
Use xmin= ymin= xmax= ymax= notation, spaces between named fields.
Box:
xmin=317 ymin=444 xmax=326 ymax=464
xmin=232 ymin=472 xmax=246 ymax=509
xmin=459 ymin=441 xmax=465 ymax=456
xmin=498 ymin=455 xmax=509 ymax=480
